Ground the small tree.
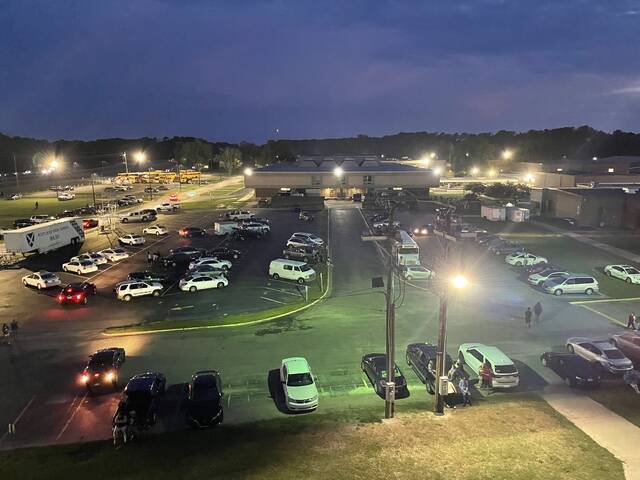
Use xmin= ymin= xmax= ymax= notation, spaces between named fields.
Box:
xmin=173 ymin=140 xmax=213 ymax=169
xmin=216 ymin=147 xmax=243 ymax=174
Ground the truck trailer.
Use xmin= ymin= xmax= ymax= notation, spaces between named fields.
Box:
xmin=3 ymin=217 xmax=85 ymax=254
xmin=481 ymin=205 xmax=506 ymax=222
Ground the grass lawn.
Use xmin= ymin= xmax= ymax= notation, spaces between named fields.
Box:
xmin=0 ymin=394 xmax=623 ymax=480
xmin=471 ymin=218 xmax=640 ymax=299
xmin=586 ymin=379 xmax=640 ymax=428
xmin=0 ymin=194 xmax=95 ymax=226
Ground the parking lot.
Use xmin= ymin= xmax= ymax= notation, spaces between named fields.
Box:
xmin=1 ymin=201 xmax=639 ymax=450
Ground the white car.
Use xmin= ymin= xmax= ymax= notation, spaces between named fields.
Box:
xmin=115 ymin=280 xmax=163 ymax=301
xmin=240 ymin=222 xmax=270 ymax=234
xmin=154 ymin=203 xmax=179 ymax=213
xmin=143 ymin=225 xmax=169 ymax=236
xmin=527 ymin=269 xmax=568 ymax=286
xmin=566 ymin=337 xmax=633 ymax=374
xmin=291 ymin=232 xmax=324 ymax=246
xmin=100 ymin=248 xmax=130 ymax=262
xmin=70 ymin=252 xmax=108 ymax=266
xmin=505 ymin=252 xmax=548 ymax=267
xmin=188 ymin=257 xmax=232 ymax=272
xmin=9 ymin=193 xmax=23 ymax=200
xmin=458 ymin=343 xmax=519 ymax=389
xmin=287 ymin=236 xmax=316 ymax=249
xmin=119 ymin=234 xmax=146 ymax=245
xmin=402 ymin=265 xmax=435 ymax=281
xmin=57 ymin=192 xmax=75 ymax=200
xmin=280 ymin=357 xmax=318 ymax=411
xmin=30 ymin=215 xmax=54 ymax=224
xmin=226 ymin=210 xmax=254 ymax=220
xmin=179 ymin=273 xmax=228 ymax=292
xmin=62 ymin=260 xmax=99 ymax=275
xmin=22 ymin=271 xmax=61 ymax=289
xmin=604 ymin=265 xmax=640 ymax=284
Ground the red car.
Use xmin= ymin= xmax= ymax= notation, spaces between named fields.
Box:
xmin=83 ymin=219 xmax=99 ymax=229
xmin=169 ymin=193 xmax=179 ymax=202
xmin=57 ymin=282 xmax=97 ymax=305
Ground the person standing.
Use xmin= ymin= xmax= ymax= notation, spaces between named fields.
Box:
xmin=627 ymin=312 xmax=637 ymax=330
xmin=152 ymin=252 xmax=158 ymax=263
xmin=459 ymin=377 xmax=472 ymax=406
xmin=479 ymin=362 xmax=493 ymax=390
xmin=525 ymin=307 xmax=532 ymax=329
xmin=147 ymin=251 xmax=152 ymax=264
xmin=34 ymin=201 xmax=38 ymax=210
xmin=10 ymin=319 xmax=18 ymax=341
xmin=534 ymin=302 xmax=543 ymax=323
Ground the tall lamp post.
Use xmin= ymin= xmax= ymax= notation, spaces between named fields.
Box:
xmin=122 ymin=152 xmax=128 ymax=174
xmin=434 ymin=271 xmax=468 ymax=415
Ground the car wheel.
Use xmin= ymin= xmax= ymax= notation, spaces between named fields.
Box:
xmin=607 ymin=270 xmax=612 ymax=277
xmin=626 ymin=277 xmax=632 ymax=284
xmin=565 ymin=377 xmax=574 ymax=387
xmin=152 ymin=290 xmax=160 ymax=297
xmin=297 ymin=278 xmax=305 ymax=284
xmin=82 ymin=297 xmax=87 ymax=305
xmin=233 ymin=254 xmax=238 ymax=259
xmin=554 ymin=289 xmax=563 ymax=296
xmin=272 ymin=273 xmax=279 ymax=280
xmin=217 ymin=282 xmax=225 ymax=288
xmin=458 ymin=352 xmax=465 ymax=363
xmin=406 ymin=276 xmax=413 ymax=281
xmin=63 ymin=266 xmax=68 ymax=272
xmin=123 ymin=294 xmax=132 ymax=302
xmin=37 ymin=284 xmax=42 ymax=290
xmin=189 ymin=286 xmax=197 ymax=292
xmin=142 ymin=216 xmax=148 ymax=222
xmin=284 ymin=254 xmax=290 ymax=259
xmin=22 ymin=280 xmax=28 ymax=286
xmin=406 ymin=353 xmax=411 ymax=366
xmin=516 ymin=261 xmax=524 ymax=266
xmin=567 ymin=344 xmax=574 ymax=353
xmin=541 ymin=357 xmax=547 ymax=367
xmin=538 ymin=281 xmax=544 ymax=286
xmin=222 ymin=265 xmax=229 ymax=272
xmin=585 ymin=288 xmax=594 ymax=295
xmin=172 ymin=262 xmax=177 ymax=267
xmin=122 ymin=218 xmax=128 ymax=223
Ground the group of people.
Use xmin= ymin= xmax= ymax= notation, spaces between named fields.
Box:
xmin=112 ymin=401 xmax=139 ymax=446
xmin=524 ymin=302 xmax=543 ymax=329
xmin=1 ymin=320 xmax=18 ymax=345
xmin=146 ymin=251 xmax=162 ymax=264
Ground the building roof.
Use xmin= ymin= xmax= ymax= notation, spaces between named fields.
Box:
xmin=254 ymin=158 xmax=429 ymax=174
xmin=559 ymin=188 xmax=630 ymax=197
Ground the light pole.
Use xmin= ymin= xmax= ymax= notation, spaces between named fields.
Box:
xmin=122 ymin=152 xmax=128 ymax=174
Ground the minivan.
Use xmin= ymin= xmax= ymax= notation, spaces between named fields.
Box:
xmin=121 ymin=210 xmax=156 ymax=223
xmin=269 ymin=259 xmax=316 ymax=284
xmin=458 ymin=343 xmax=519 ymax=389
xmin=543 ymin=274 xmax=599 ymax=296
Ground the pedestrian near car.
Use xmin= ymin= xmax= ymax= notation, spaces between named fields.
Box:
xmin=627 ymin=312 xmax=637 ymax=330
xmin=147 ymin=251 xmax=152 ymax=264
xmin=459 ymin=377 xmax=472 ymax=406
xmin=525 ymin=307 xmax=532 ymax=329
xmin=34 ymin=201 xmax=38 ymax=210
xmin=10 ymin=319 xmax=18 ymax=340
xmin=152 ymin=252 xmax=158 ymax=263
xmin=479 ymin=362 xmax=493 ymax=390
xmin=534 ymin=302 xmax=543 ymax=323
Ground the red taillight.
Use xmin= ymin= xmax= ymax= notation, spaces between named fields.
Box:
xmin=57 ymin=294 xmax=64 ymax=301
xmin=180 ymin=229 xmax=186 ymax=235
xmin=76 ymin=293 xmax=83 ymax=300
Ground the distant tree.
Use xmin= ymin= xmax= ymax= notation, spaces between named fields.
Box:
xmin=173 ymin=140 xmax=213 ymax=169
xmin=216 ymin=147 xmax=243 ymax=174
xmin=32 ymin=151 xmax=47 ymax=171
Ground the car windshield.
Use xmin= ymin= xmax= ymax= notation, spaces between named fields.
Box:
xmin=41 ymin=273 xmax=56 ymax=280
xmin=627 ymin=268 xmax=640 ymax=275
xmin=494 ymin=364 xmax=518 ymax=374
xmin=604 ymin=349 xmax=625 ymax=360
xmin=287 ymin=372 xmax=313 ymax=386
xmin=379 ymin=365 xmax=402 ymax=378
xmin=114 ymin=249 xmax=126 ymax=253
xmin=300 ymin=264 xmax=312 ymax=272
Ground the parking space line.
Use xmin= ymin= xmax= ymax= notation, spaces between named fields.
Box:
xmin=570 ymin=296 xmax=640 ymax=305
xmin=161 ymin=280 xmax=179 ymax=297
xmin=577 ymin=304 xmax=625 ymax=326
xmin=55 ymin=392 xmax=87 ymax=441
xmin=260 ymin=296 xmax=285 ymax=304
xmin=263 ymin=286 xmax=301 ymax=297
xmin=0 ymin=395 xmax=36 ymax=443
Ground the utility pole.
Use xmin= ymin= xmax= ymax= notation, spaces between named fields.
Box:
xmin=123 ymin=152 xmax=128 ymax=174
xmin=90 ymin=174 xmax=96 ymax=206
xmin=434 ymin=243 xmax=450 ymax=415
xmin=13 ymin=153 xmax=19 ymax=190
xmin=384 ymin=239 xmax=396 ymax=419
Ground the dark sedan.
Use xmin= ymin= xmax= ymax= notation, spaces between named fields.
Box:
xmin=611 ymin=331 xmax=640 ymax=365
xmin=122 ymin=372 xmax=166 ymax=429
xmin=405 ymin=343 xmax=453 ymax=394
xmin=361 ymin=353 xmax=410 ymax=399
xmin=127 ymin=271 xmax=169 ymax=283
xmin=186 ymin=370 xmax=224 ymax=428
xmin=411 ymin=224 xmax=434 ymax=236
xmin=169 ymin=246 xmax=203 ymax=256
xmin=179 ymin=227 xmax=206 ymax=237
xmin=163 ymin=253 xmax=200 ymax=268
xmin=540 ymin=352 xmax=601 ymax=387
xmin=205 ymin=247 xmax=242 ymax=260
xmin=57 ymin=282 xmax=97 ymax=305
xmin=81 ymin=347 xmax=125 ymax=392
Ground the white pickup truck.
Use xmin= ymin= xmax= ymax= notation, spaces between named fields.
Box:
xmin=3 ymin=217 xmax=85 ymax=254
xmin=154 ymin=202 xmax=180 ymax=213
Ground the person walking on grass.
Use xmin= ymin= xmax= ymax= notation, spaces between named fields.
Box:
xmin=534 ymin=302 xmax=543 ymax=323
xmin=627 ymin=312 xmax=637 ymax=330
xmin=34 ymin=201 xmax=38 ymax=210
xmin=525 ymin=307 xmax=532 ymax=329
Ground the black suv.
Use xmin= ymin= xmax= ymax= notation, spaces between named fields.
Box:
xmin=122 ymin=372 xmax=166 ymax=429
xmin=405 ymin=343 xmax=453 ymax=394
xmin=186 ymin=370 xmax=224 ymax=428
xmin=282 ymin=246 xmax=323 ymax=263
xmin=81 ymin=348 xmax=126 ymax=393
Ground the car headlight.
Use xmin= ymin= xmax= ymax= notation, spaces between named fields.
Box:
xmin=81 ymin=374 xmax=89 ymax=383
xmin=106 ymin=372 xmax=115 ymax=381
xmin=575 ymin=376 xmax=583 ymax=381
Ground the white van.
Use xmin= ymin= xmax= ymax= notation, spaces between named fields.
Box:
xmin=269 ymin=259 xmax=316 ymax=284
xmin=543 ymin=274 xmax=599 ymax=296
xmin=121 ymin=210 xmax=156 ymax=223
xmin=214 ymin=221 xmax=239 ymax=236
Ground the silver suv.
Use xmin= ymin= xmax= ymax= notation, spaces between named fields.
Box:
xmin=543 ymin=274 xmax=599 ymax=296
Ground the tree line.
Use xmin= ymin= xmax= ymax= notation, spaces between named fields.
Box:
xmin=1 ymin=125 xmax=639 ymax=174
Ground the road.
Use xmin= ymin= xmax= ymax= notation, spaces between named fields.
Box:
xmin=0 ymin=202 xmax=634 ymax=449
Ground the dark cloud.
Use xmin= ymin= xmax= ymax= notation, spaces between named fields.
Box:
xmin=0 ymin=0 xmax=638 ymax=142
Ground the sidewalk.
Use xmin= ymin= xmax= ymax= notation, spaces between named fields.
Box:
xmin=531 ymin=220 xmax=640 ymax=264
xmin=543 ymin=386 xmax=640 ymax=480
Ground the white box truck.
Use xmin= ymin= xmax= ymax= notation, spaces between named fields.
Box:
xmin=214 ymin=221 xmax=239 ymax=236
xmin=3 ymin=217 xmax=85 ymax=254
xmin=481 ymin=205 xmax=506 ymax=222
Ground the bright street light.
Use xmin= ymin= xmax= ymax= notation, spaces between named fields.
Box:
xmin=433 ymin=167 xmax=443 ymax=176
xmin=501 ymin=149 xmax=513 ymax=160
xmin=488 ymin=168 xmax=496 ymax=177
xmin=470 ymin=167 xmax=479 ymax=176
xmin=244 ymin=167 xmax=253 ymax=176
xmin=334 ymin=166 xmax=344 ymax=177
xmin=451 ymin=275 xmax=469 ymax=289
xmin=134 ymin=151 xmax=146 ymax=163
xmin=430 ymin=152 xmax=436 ymax=159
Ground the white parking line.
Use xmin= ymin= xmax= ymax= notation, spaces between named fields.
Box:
xmin=55 ymin=392 xmax=87 ymax=440
xmin=0 ymin=395 xmax=36 ymax=443
xmin=263 ymin=286 xmax=301 ymax=297
xmin=260 ymin=296 xmax=285 ymax=304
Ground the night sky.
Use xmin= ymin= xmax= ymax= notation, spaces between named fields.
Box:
xmin=1 ymin=0 xmax=639 ymax=143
